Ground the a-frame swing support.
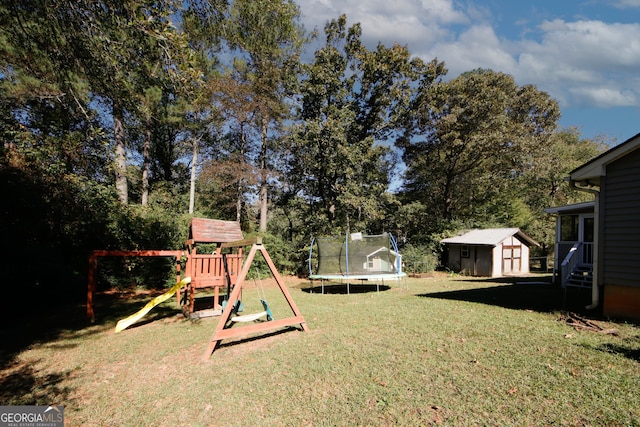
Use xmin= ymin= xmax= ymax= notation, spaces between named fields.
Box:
xmin=204 ymin=239 xmax=309 ymax=359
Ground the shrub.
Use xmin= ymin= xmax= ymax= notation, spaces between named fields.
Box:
xmin=401 ymin=244 xmax=438 ymax=274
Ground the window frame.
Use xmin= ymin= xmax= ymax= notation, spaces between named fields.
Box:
xmin=461 ymin=245 xmax=470 ymax=258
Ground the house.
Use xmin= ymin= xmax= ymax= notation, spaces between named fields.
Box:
xmin=441 ymin=228 xmax=539 ymax=277
xmin=547 ymin=131 xmax=640 ymax=319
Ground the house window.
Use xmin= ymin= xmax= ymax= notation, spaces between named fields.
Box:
xmin=583 ymin=217 xmax=594 ymax=242
xmin=560 ymin=215 xmax=579 ymax=241
xmin=461 ymin=245 xmax=470 ymax=258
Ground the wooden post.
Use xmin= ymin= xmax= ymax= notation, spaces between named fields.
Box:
xmin=203 ymin=242 xmax=308 ymax=359
xmin=86 ymin=250 xmax=183 ymax=321
xmin=87 ymin=252 xmax=97 ymax=322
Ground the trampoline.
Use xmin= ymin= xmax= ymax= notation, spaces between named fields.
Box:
xmin=308 ymin=232 xmax=407 ymax=294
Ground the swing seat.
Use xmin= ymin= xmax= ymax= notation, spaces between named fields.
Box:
xmin=230 ymin=299 xmax=273 ymax=323
xmin=222 ymin=299 xmax=244 ymax=313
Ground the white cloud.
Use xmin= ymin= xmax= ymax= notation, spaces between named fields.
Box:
xmin=613 ymin=0 xmax=640 ymax=8
xmin=535 ymin=20 xmax=640 ymax=70
xmin=298 ymin=1 xmax=640 ymax=110
xmin=424 ymin=17 xmax=640 ymax=109
xmin=299 ymin=0 xmax=466 ymax=48
xmin=569 ymin=87 xmax=638 ymax=108
xmin=425 ymin=25 xmax=518 ymax=75
xmin=513 ymin=19 xmax=640 ymax=107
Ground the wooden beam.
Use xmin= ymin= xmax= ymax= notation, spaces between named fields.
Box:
xmin=91 ymin=250 xmax=182 ymax=257
xmin=203 ymin=242 xmax=308 ymax=359
xmin=219 ymin=238 xmax=258 ymax=249
xmin=212 ymin=316 xmax=307 ymax=340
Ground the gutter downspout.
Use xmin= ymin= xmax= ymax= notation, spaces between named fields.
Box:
xmin=570 ymin=180 xmax=600 ymax=310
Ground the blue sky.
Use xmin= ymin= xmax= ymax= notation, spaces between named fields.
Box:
xmin=297 ymin=0 xmax=640 ymax=145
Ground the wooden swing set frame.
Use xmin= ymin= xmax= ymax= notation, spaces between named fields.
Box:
xmin=86 ymin=218 xmax=308 ymax=359
xmin=203 ymin=237 xmax=309 ymax=359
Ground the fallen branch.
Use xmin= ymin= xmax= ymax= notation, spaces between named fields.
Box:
xmin=559 ymin=312 xmax=619 ymax=336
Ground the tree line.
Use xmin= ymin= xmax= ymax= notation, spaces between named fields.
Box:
xmin=0 ymin=0 xmax=605 ymax=292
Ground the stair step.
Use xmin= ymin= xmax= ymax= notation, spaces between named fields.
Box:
xmin=568 ymin=279 xmax=593 ymax=285
xmin=566 ymin=279 xmax=592 ymax=288
xmin=565 ymin=263 xmax=593 ymax=288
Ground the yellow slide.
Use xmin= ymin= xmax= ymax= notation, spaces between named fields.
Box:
xmin=115 ymin=277 xmax=191 ymax=333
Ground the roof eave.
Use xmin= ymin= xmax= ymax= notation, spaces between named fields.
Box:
xmin=544 ymin=201 xmax=595 ymax=215
xmin=569 ymin=132 xmax=640 ymax=184
xmin=512 ymin=231 xmax=539 ymax=247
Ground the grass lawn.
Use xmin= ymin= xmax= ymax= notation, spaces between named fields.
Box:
xmin=1 ymin=274 xmax=639 ymax=426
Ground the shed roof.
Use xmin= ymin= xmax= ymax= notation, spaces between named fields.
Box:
xmin=441 ymin=228 xmax=539 ymax=247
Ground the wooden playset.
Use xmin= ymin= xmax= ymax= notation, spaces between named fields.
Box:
xmin=181 ymin=218 xmax=246 ymax=316
xmin=86 ymin=218 xmax=308 ymax=358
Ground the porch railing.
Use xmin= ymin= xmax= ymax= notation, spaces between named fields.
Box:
xmin=560 ymin=243 xmax=581 ymax=288
xmin=582 ymin=242 xmax=594 ymax=264
xmin=560 ymin=242 xmax=593 ymax=288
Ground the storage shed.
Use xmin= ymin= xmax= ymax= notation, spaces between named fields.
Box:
xmin=441 ymin=228 xmax=539 ymax=277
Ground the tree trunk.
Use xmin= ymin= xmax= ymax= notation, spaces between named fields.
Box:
xmin=189 ymin=136 xmax=198 ymax=214
xmin=259 ymin=118 xmax=268 ymax=233
xmin=237 ymin=124 xmax=247 ymax=224
xmin=113 ymin=102 xmax=128 ymax=205
xmin=141 ymin=118 xmax=151 ymax=206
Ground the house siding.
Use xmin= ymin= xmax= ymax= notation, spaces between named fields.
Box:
xmin=475 ymin=246 xmax=493 ymax=276
xmin=492 ymin=245 xmax=502 ymax=277
xmin=445 ymin=244 xmax=494 ymax=276
xmin=601 ymin=147 xmax=640 ymax=318
xmin=601 ymin=147 xmax=640 ymax=288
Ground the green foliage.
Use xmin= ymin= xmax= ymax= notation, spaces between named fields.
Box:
xmin=399 ymin=69 xmax=561 ymax=224
xmin=0 ymin=1 xmax=612 ymax=293
xmin=0 ymin=157 xmax=117 ymax=296
xmin=260 ymin=233 xmax=298 ymax=276
xmin=286 ymin=15 xmax=435 ymax=234
xmin=400 ymin=243 xmax=439 ymax=273
xmin=96 ymin=205 xmax=190 ymax=290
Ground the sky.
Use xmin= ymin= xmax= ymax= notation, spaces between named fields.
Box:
xmin=296 ymin=0 xmax=640 ymax=145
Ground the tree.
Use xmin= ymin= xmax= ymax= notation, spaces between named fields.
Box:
xmin=514 ymin=127 xmax=607 ymax=251
xmin=398 ymin=69 xmax=561 ymax=229
xmin=2 ymin=0 xmax=195 ymax=205
xmin=180 ymin=0 xmax=227 ymax=214
xmin=0 ymin=0 xmax=107 ymax=177
xmin=224 ymin=0 xmax=306 ymax=233
xmin=287 ymin=15 xmax=445 ymax=235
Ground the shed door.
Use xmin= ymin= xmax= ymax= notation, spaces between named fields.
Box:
xmin=503 ymin=245 xmax=521 ymax=273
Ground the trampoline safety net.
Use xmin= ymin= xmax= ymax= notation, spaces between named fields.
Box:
xmin=312 ymin=233 xmax=401 ymax=276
